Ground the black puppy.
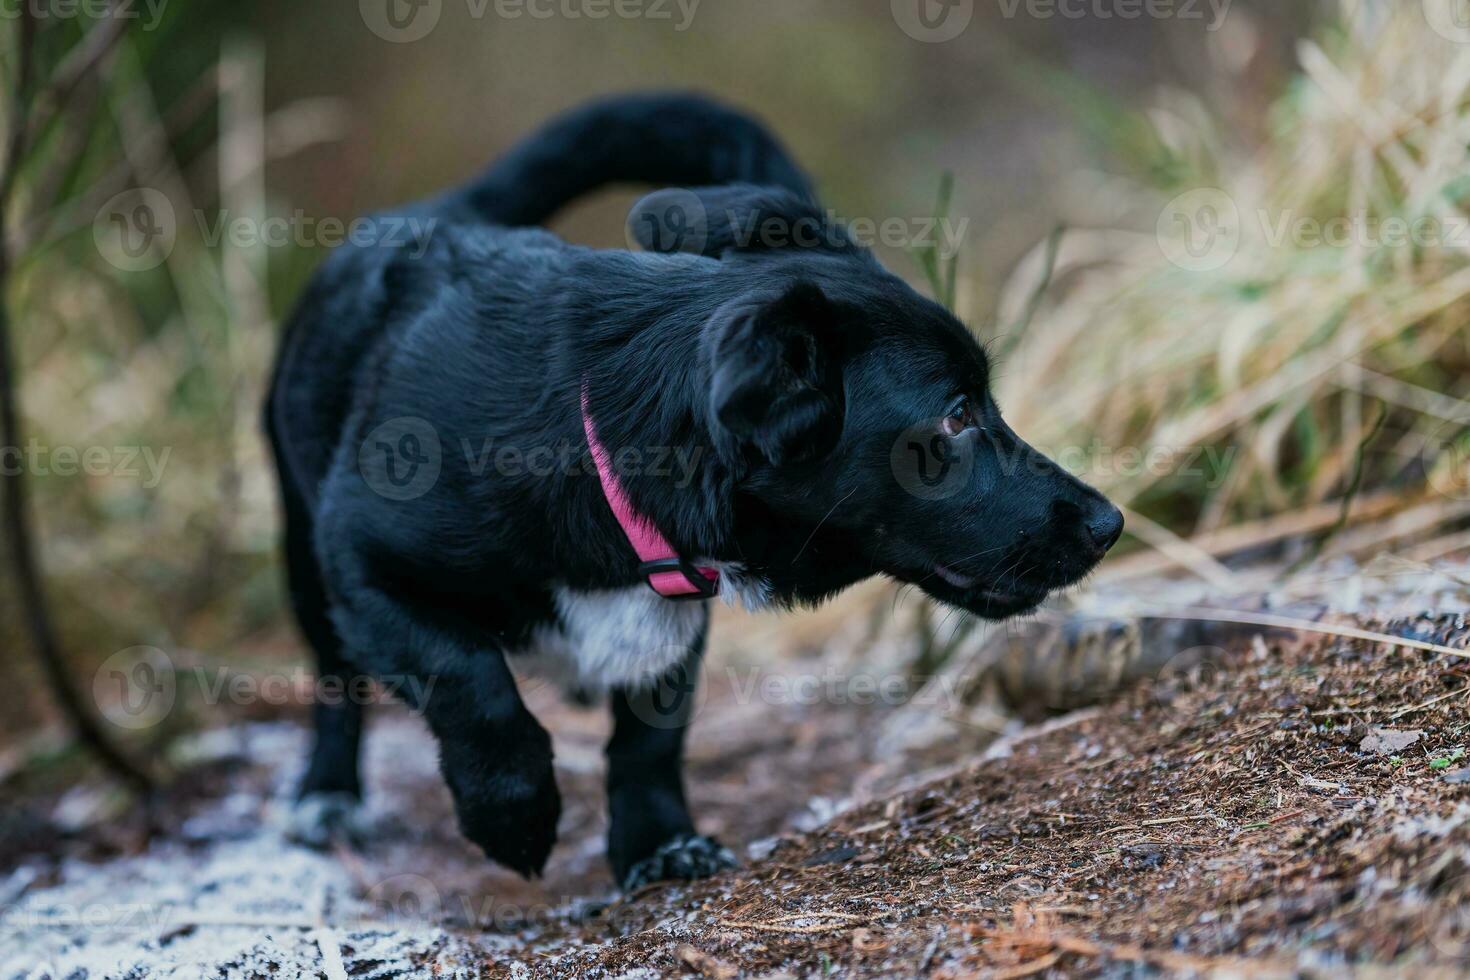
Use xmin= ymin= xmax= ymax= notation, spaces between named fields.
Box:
xmin=265 ymin=93 xmax=1123 ymax=888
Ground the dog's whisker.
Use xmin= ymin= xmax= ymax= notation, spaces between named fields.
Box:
xmin=792 ymin=488 xmax=856 ymax=565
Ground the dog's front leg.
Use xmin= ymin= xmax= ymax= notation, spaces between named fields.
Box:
xmin=606 ymin=643 xmax=736 ymax=890
xmin=329 ymin=578 xmax=561 ymax=877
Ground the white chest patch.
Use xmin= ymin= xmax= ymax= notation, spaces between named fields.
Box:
xmin=519 ymin=586 xmax=709 ymax=693
xmin=513 ymin=565 xmax=773 ymax=694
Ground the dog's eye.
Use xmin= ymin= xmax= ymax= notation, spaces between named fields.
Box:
xmin=940 ymin=397 xmax=976 ymax=437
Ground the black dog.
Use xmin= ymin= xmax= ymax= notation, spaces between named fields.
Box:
xmin=265 ymin=93 xmax=1123 ymax=889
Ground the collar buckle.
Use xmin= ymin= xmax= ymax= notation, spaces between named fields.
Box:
xmin=638 ymin=557 xmax=720 ymax=601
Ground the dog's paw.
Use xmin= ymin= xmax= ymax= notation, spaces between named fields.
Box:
xmin=444 ymin=758 xmax=562 ymax=878
xmin=621 ymin=834 xmax=738 ymax=891
xmin=282 ymin=792 xmax=369 ymax=849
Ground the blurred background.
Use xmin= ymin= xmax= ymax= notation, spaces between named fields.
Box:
xmin=4 ymin=0 xmax=1469 ymax=796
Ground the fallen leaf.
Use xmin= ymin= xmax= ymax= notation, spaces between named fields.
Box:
xmin=675 ymin=944 xmax=737 ymax=980
xmin=1359 ymin=728 xmax=1423 ymax=756
xmin=803 ymin=845 xmax=861 ymax=866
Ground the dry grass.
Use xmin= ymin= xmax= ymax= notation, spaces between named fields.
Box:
xmin=866 ymin=1 xmax=1470 ymax=741
xmin=986 ymin=2 xmax=1470 ymax=540
xmin=4 ymin=26 xmax=345 ymax=744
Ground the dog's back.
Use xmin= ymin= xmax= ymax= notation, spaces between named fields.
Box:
xmin=265 ymin=93 xmax=812 ymax=508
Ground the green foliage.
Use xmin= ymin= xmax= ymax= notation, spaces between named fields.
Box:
xmin=910 ymin=171 xmax=958 ymax=311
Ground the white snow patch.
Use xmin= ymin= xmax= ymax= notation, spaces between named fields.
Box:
xmin=0 ymin=721 xmax=522 ymax=980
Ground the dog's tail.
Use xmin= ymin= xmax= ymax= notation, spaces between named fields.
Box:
xmin=439 ymin=93 xmax=814 ymax=227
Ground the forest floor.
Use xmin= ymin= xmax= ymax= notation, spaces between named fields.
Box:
xmin=4 ymin=565 xmax=1470 ymax=978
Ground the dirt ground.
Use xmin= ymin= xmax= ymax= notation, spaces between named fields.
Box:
xmin=4 ymin=573 xmax=1470 ymax=978
xmin=561 ymin=616 xmax=1470 ymax=978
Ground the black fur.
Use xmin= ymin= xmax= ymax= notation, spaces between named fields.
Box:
xmin=265 ymin=92 xmax=1122 ymax=887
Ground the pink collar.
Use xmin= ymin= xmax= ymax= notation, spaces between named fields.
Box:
xmin=581 ymin=385 xmax=719 ymax=600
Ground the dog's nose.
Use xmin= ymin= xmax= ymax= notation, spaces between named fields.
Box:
xmin=1087 ymin=505 xmax=1125 ymax=554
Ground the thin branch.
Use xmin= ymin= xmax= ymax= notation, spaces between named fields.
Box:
xmin=0 ymin=6 xmax=37 ymax=204
xmin=0 ymin=6 xmax=155 ymax=794
xmin=1287 ymin=399 xmax=1389 ymax=575
xmin=0 ymin=287 xmax=156 ymax=795
xmin=1139 ymin=606 xmax=1470 ymax=661
xmin=22 ymin=1 xmax=128 ymax=159
xmin=14 ymin=68 xmax=217 ymax=256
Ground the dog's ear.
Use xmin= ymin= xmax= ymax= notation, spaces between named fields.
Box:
xmin=705 ymin=281 xmax=846 ymax=467
xmin=628 ymin=184 xmax=862 ymax=259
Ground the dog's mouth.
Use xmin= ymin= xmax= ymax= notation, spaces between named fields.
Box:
xmin=926 ymin=563 xmax=1051 ymax=618
xmin=933 ymin=563 xmax=979 ymax=590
